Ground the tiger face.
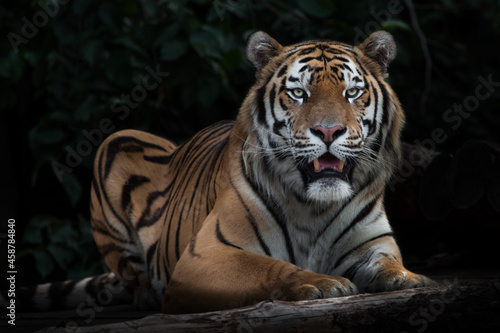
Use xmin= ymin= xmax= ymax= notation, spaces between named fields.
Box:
xmin=245 ymin=31 xmax=401 ymax=203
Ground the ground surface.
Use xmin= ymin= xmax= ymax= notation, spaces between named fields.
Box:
xmin=3 ymin=268 xmax=500 ymax=333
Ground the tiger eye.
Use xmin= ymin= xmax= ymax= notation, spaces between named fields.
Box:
xmin=292 ymin=88 xmax=305 ymax=98
xmin=346 ymin=88 xmax=359 ymax=97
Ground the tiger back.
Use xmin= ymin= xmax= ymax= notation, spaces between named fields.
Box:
xmin=91 ymin=30 xmax=433 ymax=314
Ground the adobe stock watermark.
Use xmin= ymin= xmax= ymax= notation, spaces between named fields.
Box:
xmin=389 ymin=74 xmax=500 ymax=191
xmin=353 ymin=0 xmax=403 ymax=44
xmin=51 ymin=64 xmax=169 ymax=182
xmin=7 ymin=0 xmax=71 ymax=52
xmin=400 ymin=277 xmax=460 ymax=333
xmin=63 ymin=273 xmax=136 ymax=333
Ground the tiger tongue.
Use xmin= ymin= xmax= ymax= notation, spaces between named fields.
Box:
xmin=313 ymin=153 xmax=345 ymax=172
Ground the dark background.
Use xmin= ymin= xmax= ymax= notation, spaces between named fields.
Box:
xmin=1 ymin=0 xmax=499 ymax=289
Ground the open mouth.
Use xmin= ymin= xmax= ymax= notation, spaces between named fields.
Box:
xmin=313 ymin=153 xmax=345 ymax=173
xmin=301 ymin=152 xmax=353 ymax=183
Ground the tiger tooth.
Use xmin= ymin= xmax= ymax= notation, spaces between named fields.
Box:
xmin=337 ymin=160 xmax=345 ymax=172
xmin=313 ymin=159 xmax=320 ymax=172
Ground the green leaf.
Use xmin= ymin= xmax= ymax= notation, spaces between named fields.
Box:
xmin=381 ymin=19 xmax=411 ymax=31
xmin=99 ymin=2 xmax=121 ymax=35
xmin=113 ymin=37 xmax=148 ymax=58
xmin=154 ymin=23 xmax=181 ymax=46
xmin=52 ymin=20 xmax=78 ymax=46
xmin=75 ymin=96 xmax=96 ymax=122
xmin=23 ymin=216 xmax=52 ymax=245
xmin=83 ymin=40 xmax=104 ymax=66
xmin=61 ymin=172 xmax=82 ymax=207
xmin=189 ymin=29 xmax=221 ymax=59
xmin=139 ymin=0 xmax=159 ymax=19
xmin=28 ymin=122 xmax=65 ymax=158
xmin=161 ymin=40 xmax=188 ymax=61
xmin=297 ymin=0 xmax=335 ymax=18
xmin=51 ymin=223 xmax=79 ymax=246
xmin=34 ymin=250 xmax=55 ymax=278
xmin=8 ymin=51 xmax=25 ymax=82
xmin=48 ymin=243 xmax=75 ymax=269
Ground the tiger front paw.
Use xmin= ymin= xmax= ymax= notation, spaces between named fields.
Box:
xmin=287 ymin=271 xmax=358 ymax=300
xmin=367 ymin=269 xmax=436 ymax=293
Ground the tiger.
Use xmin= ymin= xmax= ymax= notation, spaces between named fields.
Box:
xmin=87 ymin=30 xmax=435 ymax=314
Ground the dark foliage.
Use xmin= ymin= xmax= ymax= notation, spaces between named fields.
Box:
xmin=1 ymin=0 xmax=499 ymax=285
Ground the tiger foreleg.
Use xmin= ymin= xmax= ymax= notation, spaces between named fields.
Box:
xmin=348 ymin=237 xmax=436 ymax=292
xmin=163 ymin=250 xmax=358 ymax=314
xmin=365 ymin=255 xmax=436 ymax=292
xmin=162 ymin=217 xmax=357 ymax=314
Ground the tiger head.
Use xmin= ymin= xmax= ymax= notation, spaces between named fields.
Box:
xmin=240 ymin=31 xmax=404 ymax=203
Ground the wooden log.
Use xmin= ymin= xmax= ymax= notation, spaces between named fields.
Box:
xmin=35 ymin=280 xmax=500 ymax=333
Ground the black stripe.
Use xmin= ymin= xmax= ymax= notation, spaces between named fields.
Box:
xmin=298 ymin=46 xmax=318 ymax=55
xmin=299 ymin=65 xmax=309 ymax=72
xmin=127 ymin=255 xmax=143 ymax=263
xmin=352 ymin=57 xmax=369 ymax=76
xmin=117 ymin=256 xmax=128 ymax=276
xmin=299 ymin=56 xmax=323 ymax=63
xmin=152 ymin=122 xmax=232 ymax=268
xmin=189 ymin=236 xmax=201 ymax=257
xmin=229 ymin=178 xmax=272 ymax=256
xmin=378 ymin=80 xmax=390 ymax=127
xmin=269 ymin=84 xmax=277 ymax=121
xmin=279 ymin=97 xmax=288 ymax=111
xmin=120 ymin=144 xmax=143 ymax=153
xmin=216 ymin=219 xmax=243 ymax=250
xmin=84 ymin=275 xmax=101 ymax=296
xmin=146 ymin=240 xmax=158 ymax=266
xmin=121 ymin=175 xmax=150 ymax=212
xmin=105 ymin=136 xmax=167 ymax=179
xmin=48 ymin=280 xmax=78 ymax=311
xmin=91 ymin=224 xmax=132 ymax=245
xmin=156 ymin=240 xmax=162 ymax=280
xmin=343 ymin=248 xmax=376 ymax=281
xmin=331 ymin=193 xmax=382 ymax=246
xmin=135 ymin=184 xmax=173 ymax=230
xmin=365 ymin=81 xmax=378 ymax=137
xmin=143 ymin=155 xmax=172 ymax=164
xmin=164 ymin=263 xmax=171 ymax=284
xmin=334 ymin=232 xmax=394 ymax=269
xmin=173 ymin=127 xmax=229 ymax=232
xmin=333 ymin=56 xmax=351 ymax=64
xmin=241 ymin=160 xmax=296 ymax=264
xmin=97 ymin=149 xmax=134 ymax=240
xmin=98 ymin=243 xmax=130 ymax=257
xmin=256 ymin=86 xmax=267 ymax=126
xmin=256 ymin=73 xmax=274 ymax=126
xmin=277 ymin=64 xmax=288 ymax=78
xmin=135 ymin=126 xmax=230 ymax=233
xmin=175 ymin=201 xmax=186 ymax=260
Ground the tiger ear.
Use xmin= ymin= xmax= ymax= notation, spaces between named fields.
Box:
xmin=246 ymin=31 xmax=283 ymax=71
xmin=358 ymin=31 xmax=397 ymax=75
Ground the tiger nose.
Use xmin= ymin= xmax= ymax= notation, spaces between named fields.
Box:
xmin=310 ymin=125 xmax=346 ymax=144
